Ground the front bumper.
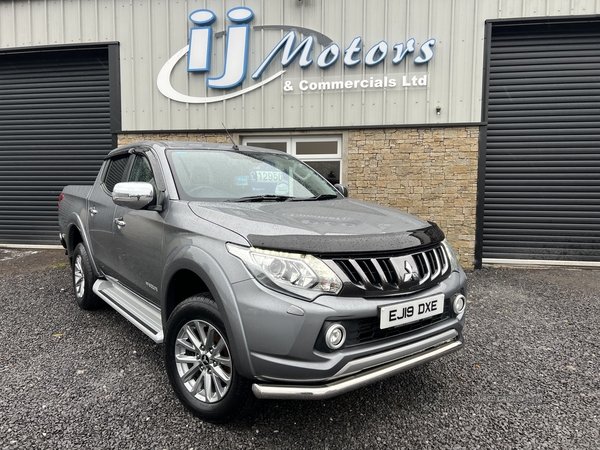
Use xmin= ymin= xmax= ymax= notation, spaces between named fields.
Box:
xmin=230 ymin=268 xmax=466 ymax=385
xmin=252 ymin=330 xmax=462 ymax=399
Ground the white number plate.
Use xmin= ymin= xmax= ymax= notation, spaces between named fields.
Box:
xmin=379 ymin=293 xmax=444 ymax=329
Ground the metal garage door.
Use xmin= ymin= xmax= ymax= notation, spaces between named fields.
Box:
xmin=0 ymin=45 xmax=120 ymax=246
xmin=481 ymin=19 xmax=600 ymax=265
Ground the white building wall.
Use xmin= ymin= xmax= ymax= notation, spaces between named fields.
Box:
xmin=1 ymin=0 xmax=599 ymax=131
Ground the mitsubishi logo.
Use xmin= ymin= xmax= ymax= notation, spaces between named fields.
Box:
xmin=403 ymin=260 xmax=421 ymax=283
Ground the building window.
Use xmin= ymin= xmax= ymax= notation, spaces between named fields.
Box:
xmin=242 ymin=136 xmax=342 ymax=185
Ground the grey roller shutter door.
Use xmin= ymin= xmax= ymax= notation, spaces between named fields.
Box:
xmin=483 ymin=21 xmax=600 ymax=263
xmin=0 ymin=47 xmax=117 ymax=246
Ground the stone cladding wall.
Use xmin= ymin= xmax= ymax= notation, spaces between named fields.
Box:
xmin=348 ymin=127 xmax=479 ymax=268
xmin=118 ymin=133 xmax=228 ymax=146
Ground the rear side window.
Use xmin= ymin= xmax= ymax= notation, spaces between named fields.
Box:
xmin=104 ymin=155 xmax=129 ymax=192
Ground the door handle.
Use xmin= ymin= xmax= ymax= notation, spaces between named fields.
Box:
xmin=114 ymin=218 xmax=126 ymax=229
xmin=89 ymin=207 xmax=98 ymax=216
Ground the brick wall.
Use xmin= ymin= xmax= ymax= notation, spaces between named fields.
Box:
xmin=348 ymin=127 xmax=479 ymax=268
xmin=118 ymin=127 xmax=479 ymax=268
xmin=118 ymin=132 xmax=228 ymax=146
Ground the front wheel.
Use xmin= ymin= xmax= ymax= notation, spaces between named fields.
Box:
xmin=164 ymin=295 xmax=252 ymax=423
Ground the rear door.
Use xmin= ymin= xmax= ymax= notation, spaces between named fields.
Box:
xmin=87 ymin=154 xmax=129 ymax=276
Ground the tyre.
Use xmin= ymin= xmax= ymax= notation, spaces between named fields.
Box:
xmin=72 ymin=243 xmax=103 ymax=310
xmin=164 ymin=295 xmax=252 ymax=423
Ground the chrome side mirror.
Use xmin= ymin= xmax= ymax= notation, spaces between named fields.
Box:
xmin=112 ymin=182 xmax=155 ymax=209
xmin=334 ymin=183 xmax=349 ymax=197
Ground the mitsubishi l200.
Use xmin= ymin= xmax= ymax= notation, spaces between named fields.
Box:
xmin=58 ymin=141 xmax=467 ymax=422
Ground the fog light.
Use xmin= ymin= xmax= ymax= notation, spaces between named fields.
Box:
xmin=453 ymin=294 xmax=466 ymax=315
xmin=325 ymin=324 xmax=346 ymax=350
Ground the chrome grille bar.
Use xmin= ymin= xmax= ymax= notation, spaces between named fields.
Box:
xmin=430 ymin=248 xmax=442 ymax=280
xmin=439 ymin=247 xmax=449 ymax=274
xmin=370 ymin=258 xmax=398 ymax=290
xmin=348 ymin=260 xmax=374 ymax=289
xmin=418 ymin=252 xmax=432 ymax=285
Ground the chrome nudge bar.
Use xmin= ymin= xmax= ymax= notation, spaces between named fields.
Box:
xmin=251 ymin=333 xmax=463 ymax=400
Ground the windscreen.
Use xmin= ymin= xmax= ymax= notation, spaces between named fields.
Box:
xmin=166 ymin=149 xmax=340 ymax=201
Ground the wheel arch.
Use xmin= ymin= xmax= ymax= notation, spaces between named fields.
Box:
xmin=63 ymin=212 xmax=102 ymax=278
xmin=66 ymin=223 xmax=84 ymax=259
xmin=163 ymin=268 xmax=211 ymax=322
xmin=160 ymin=248 xmax=254 ymax=378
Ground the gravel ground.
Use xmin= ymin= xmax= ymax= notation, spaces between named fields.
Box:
xmin=0 ymin=250 xmax=598 ymax=449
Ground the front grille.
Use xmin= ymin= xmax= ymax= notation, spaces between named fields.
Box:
xmin=330 ymin=244 xmax=451 ymax=296
xmin=315 ymin=297 xmax=451 ymax=352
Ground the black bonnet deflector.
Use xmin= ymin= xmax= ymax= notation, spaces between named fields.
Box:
xmin=247 ymin=224 xmax=445 ymax=256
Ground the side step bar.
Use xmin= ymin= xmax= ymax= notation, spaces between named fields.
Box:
xmin=93 ymin=278 xmax=164 ymax=343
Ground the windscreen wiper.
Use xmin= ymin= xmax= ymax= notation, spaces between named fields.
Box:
xmin=231 ymin=194 xmax=293 ymax=202
xmin=291 ymin=194 xmax=339 ymax=201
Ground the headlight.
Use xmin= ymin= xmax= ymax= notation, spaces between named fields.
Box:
xmin=227 ymin=243 xmax=342 ymax=298
xmin=441 ymin=239 xmax=461 ymax=272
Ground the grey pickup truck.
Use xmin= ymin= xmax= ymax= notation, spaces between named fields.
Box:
xmin=58 ymin=141 xmax=467 ymax=422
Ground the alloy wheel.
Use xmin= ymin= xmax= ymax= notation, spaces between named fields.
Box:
xmin=74 ymin=254 xmax=85 ymax=298
xmin=174 ymin=320 xmax=232 ymax=403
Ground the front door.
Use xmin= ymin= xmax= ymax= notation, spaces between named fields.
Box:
xmin=111 ymin=153 xmax=165 ymax=304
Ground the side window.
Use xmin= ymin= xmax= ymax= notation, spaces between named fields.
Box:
xmin=129 ymin=155 xmax=155 ymax=187
xmin=103 ymin=155 xmax=129 ymax=193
